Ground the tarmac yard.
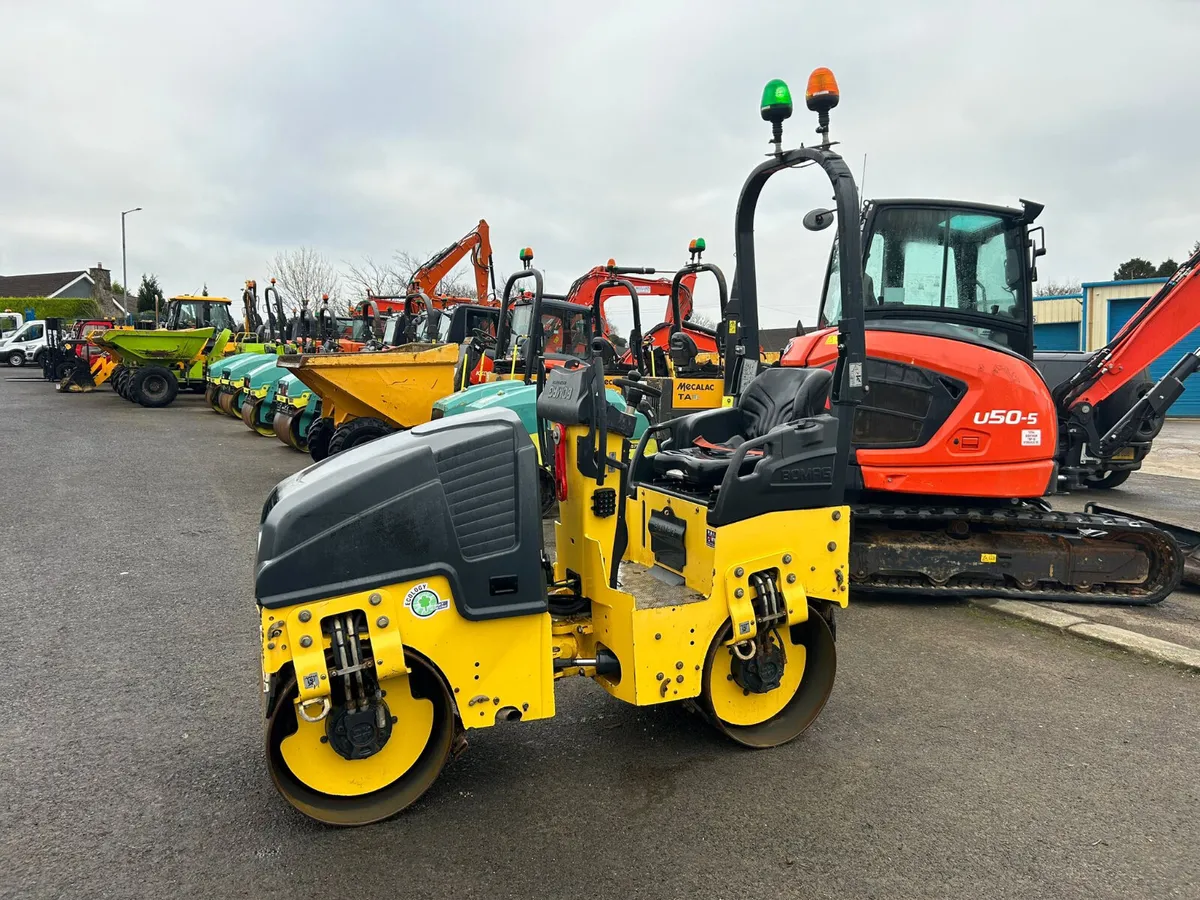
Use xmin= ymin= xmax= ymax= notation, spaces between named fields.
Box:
xmin=2 ymin=376 xmax=1198 ymax=900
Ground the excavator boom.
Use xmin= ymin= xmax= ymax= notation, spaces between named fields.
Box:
xmin=1070 ymin=248 xmax=1200 ymax=409
xmin=409 ymin=219 xmax=495 ymax=305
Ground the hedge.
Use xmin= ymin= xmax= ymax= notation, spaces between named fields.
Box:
xmin=0 ymin=297 xmax=103 ymax=321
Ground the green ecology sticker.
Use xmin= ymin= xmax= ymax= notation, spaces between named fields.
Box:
xmin=404 ymin=582 xmax=449 ymax=619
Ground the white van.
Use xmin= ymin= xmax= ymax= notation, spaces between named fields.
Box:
xmin=0 ymin=311 xmax=23 ymax=339
xmin=0 ymin=319 xmax=47 ymax=367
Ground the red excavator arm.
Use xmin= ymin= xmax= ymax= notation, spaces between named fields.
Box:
xmin=1055 ymin=248 xmax=1200 ymax=465
xmin=564 ymin=265 xmax=693 ymax=317
xmin=408 ymin=219 xmax=496 ymax=307
xmin=1070 ymin=248 xmax=1200 ymax=409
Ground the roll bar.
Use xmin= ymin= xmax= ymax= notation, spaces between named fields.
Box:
xmin=590 ymin=278 xmax=643 ymax=361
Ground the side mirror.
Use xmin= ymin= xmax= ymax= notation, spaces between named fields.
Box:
xmin=1027 ymin=225 xmax=1047 ymax=283
xmin=803 ymin=208 xmax=835 ymax=232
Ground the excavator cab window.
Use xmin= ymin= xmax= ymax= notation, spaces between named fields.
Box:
xmin=504 ymin=302 xmax=594 ymax=361
xmin=336 ymin=317 xmax=363 ymax=341
xmin=465 ymin=309 xmax=496 ymax=339
xmin=821 ymin=205 xmax=1031 ymax=355
xmin=434 ymin=309 xmax=454 ymax=343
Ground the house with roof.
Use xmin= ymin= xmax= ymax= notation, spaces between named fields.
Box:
xmin=0 ymin=263 xmax=125 ymax=318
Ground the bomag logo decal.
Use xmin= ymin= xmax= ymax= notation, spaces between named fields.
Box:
xmin=780 ymin=465 xmax=833 ymax=483
xmin=674 ymin=380 xmax=720 ymax=408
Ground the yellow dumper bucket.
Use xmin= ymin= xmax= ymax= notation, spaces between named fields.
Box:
xmin=279 ymin=343 xmax=462 ymax=429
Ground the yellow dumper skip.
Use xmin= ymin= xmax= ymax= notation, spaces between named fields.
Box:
xmin=279 ymin=343 xmax=461 ymax=429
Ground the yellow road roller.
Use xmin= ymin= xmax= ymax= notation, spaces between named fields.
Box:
xmin=257 ymin=352 xmax=851 ymax=823
xmin=253 ymin=73 xmax=869 ymax=825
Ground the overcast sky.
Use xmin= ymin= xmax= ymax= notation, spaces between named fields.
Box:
xmin=2 ymin=0 xmax=1198 ymax=326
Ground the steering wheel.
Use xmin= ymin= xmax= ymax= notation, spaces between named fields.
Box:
xmin=470 ymin=327 xmax=497 ymax=349
xmin=612 ymin=376 xmax=662 ymax=399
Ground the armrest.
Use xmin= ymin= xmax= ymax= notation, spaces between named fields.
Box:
xmin=708 ymin=415 xmax=841 ymax=526
xmin=670 ymin=406 xmax=743 ymax=450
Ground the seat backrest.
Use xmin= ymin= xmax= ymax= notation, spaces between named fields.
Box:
xmin=600 ymin=338 xmax=617 ymax=368
xmin=737 ymin=367 xmax=833 ymax=439
xmin=669 ymin=331 xmax=698 ymax=369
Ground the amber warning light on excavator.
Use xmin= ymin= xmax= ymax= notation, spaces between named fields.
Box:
xmin=805 ymin=67 xmax=840 ymax=144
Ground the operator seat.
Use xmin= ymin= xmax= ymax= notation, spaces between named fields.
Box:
xmin=599 ymin=337 xmax=619 ymax=372
xmin=668 ymin=330 xmax=698 ymax=370
xmin=650 ymin=367 xmax=832 ymax=487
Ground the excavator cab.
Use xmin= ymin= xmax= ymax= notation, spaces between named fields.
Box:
xmin=816 ymin=193 xmax=1198 ymax=491
xmin=818 ymin=200 xmax=1041 ymax=357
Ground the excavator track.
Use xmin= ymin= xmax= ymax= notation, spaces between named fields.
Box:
xmin=850 ymin=504 xmax=1183 ymax=606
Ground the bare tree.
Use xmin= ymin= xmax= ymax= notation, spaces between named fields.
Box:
xmin=345 ymin=255 xmax=404 ymax=299
xmin=270 ymin=247 xmax=342 ymax=313
xmin=1034 ymin=279 xmax=1082 ymax=297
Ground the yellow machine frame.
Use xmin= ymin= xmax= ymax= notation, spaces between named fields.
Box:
xmin=546 ymin=429 xmax=847 ymax=707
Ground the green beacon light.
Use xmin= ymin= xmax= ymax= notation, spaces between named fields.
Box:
xmin=688 ymin=237 xmax=706 ymax=261
xmin=760 ymin=79 xmax=793 ymax=154
xmin=519 ymin=247 xmax=534 ymax=269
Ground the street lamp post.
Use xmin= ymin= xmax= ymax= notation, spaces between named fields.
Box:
xmin=121 ymin=207 xmax=142 ymax=322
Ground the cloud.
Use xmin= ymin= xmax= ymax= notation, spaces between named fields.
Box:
xmin=1 ymin=0 xmax=1197 ymax=322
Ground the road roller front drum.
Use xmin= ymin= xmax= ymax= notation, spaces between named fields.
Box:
xmin=265 ymin=611 xmax=456 ymax=827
